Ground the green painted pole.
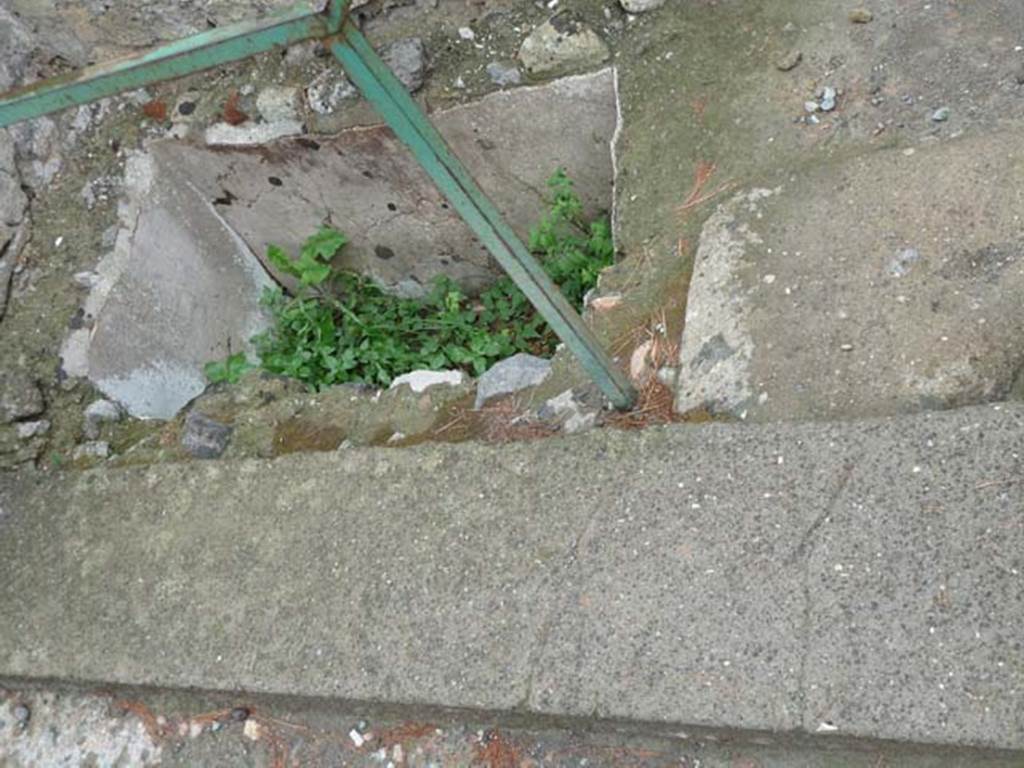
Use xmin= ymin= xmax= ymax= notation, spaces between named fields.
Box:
xmin=0 ymin=1 xmax=342 ymax=128
xmin=331 ymin=26 xmax=637 ymax=410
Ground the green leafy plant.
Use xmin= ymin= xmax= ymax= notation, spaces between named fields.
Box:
xmin=206 ymin=169 xmax=614 ymax=390
xmin=266 ymin=227 xmax=347 ymax=288
xmin=203 ymin=351 xmax=255 ymax=384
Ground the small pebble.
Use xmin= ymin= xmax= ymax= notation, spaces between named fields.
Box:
xmin=73 ymin=271 xmax=100 ymax=289
xmin=230 ymin=706 xmax=250 ymax=722
xmin=931 ymin=106 xmax=950 ymax=122
xmin=776 ymin=49 xmax=803 ymax=72
xmin=849 ymin=8 xmax=873 ymax=23
xmin=486 ymin=61 xmax=522 ymax=87
xmin=16 ymin=420 xmax=50 ymax=439
xmin=820 ymin=86 xmax=838 ymax=112
xmin=840 ymin=343 xmax=855 ymax=352
xmin=13 ymin=703 xmax=30 ymax=727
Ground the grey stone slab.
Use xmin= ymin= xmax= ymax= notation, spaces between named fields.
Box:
xmin=528 ymin=422 xmax=853 ymax=732
xmin=1 ymin=406 xmax=1023 ymax=752
xmin=675 ymin=131 xmax=1024 ymax=422
xmin=163 ymin=68 xmax=616 ymax=297
xmin=59 ymin=150 xmax=274 ymax=419
xmin=0 ymin=443 xmax=595 ymax=712
xmin=803 ymin=410 xmax=1024 ymax=746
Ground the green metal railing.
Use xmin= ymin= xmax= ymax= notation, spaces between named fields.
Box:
xmin=0 ymin=0 xmax=637 ymax=409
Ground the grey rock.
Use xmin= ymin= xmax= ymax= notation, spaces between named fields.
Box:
xmin=84 ymin=398 xmax=122 ymax=422
xmin=486 ymin=61 xmax=522 ymax=87
xmin=775 ymin=49 xmax=802 ymax=72
xmin=72 ymin=441 xmax=110 ymax=461
xmin=931 ymin=106 xmax=951 ymax=122
xmin=0 ymin=371 xmax=44 ymax=424
xmin=79 ymin=175 xmax=121 ymax=210
xmin=306 ymin=69 xmax=357 ymax=115
xmin=83 ymin=398 xmax=123 ymax=439
xmin=16 ymin=420 xmax=50 ymax=440
xmin=819 ymin=86 xmax=837 ymax=112
xmin=656 ymin=366 xmax=678 ymax=388
xmin=537 ymin=389 xmax=576 ymax=421
xmin=537 ymin=389 xmax=599 ymax=435
xmin=564 ymin=411 xmax=597 ymax=434
xmin=0 ymin=6 xmax=34 ymax=92
xmin=475 ymin=353 xmax=552 ymax=408
xmin=72 ymin=271 xmax=100 ymax=289
xmin=181 ymin=411 xmax=233 ymax=459
xmin=0 ymin=252 xmax=12 ymax=322
xmin=9 ymin=114 xmax=62 ymax=189
xmin=1 ymin=130 xmax=28 ymax=252
xmin=12 ymin=703 xmax=29 ymax=727
xmin=283 ymin=40 xmax=318 ymax=67
xmin=518 ymin=13 xmax=610 ymax=80
xmin=383 ymin=37 xmax=428 ymax=93
xmin=619 ymin=0 xmax=666 ymax=10
xmin=256 ymin=86 xmax=300 ymax=123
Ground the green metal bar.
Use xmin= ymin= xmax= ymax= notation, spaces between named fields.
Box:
xmin=331 ymin=26 xmax=637 ymax=409
xmin=0 ymin=1 xmax=342 ymax=128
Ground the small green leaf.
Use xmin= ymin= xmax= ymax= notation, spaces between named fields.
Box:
xmin=204 ymin=352 xmax=254 ymax=384
xmin=301 ymin=227 xmax=348 ymax=262
xmin=266 ymin=244 xmax=299 ymax=278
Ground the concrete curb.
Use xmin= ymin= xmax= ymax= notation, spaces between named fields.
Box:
xmin=1 ymin=405 xmax=1022 ymax=751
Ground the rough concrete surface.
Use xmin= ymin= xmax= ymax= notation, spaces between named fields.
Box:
xmin=676 ymin=132 xmax=1024 ymax=421
xmin=1 ymin=405 xmax=1022 ymax=752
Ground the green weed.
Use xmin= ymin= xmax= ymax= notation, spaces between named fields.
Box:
xmin=204 ymin=169 xmax=613 ymax=390
xmin=203 ymin=351 xmax=255 ymax=385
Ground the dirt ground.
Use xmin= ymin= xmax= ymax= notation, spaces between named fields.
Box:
xmin=2 ymin=685 xmax=1019 ymax=768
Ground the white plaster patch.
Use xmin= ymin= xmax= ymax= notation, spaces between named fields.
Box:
xmin=389 ymin=369 xmax=466 ymax=393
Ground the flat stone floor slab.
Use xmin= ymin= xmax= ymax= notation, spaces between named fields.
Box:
xmin=1 ymin=405 xmax=1022 ymax=751
xmin=675 ymin=131 xmax=1024 ymax=422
